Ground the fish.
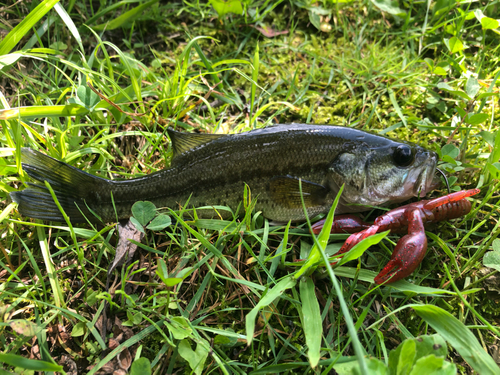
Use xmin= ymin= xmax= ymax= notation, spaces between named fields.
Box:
xmin=10 ymin=124 xmax=439 ymax=223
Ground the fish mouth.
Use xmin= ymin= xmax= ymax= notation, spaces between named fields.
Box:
xmin=411 ymin=152 xmax=438 ymax=198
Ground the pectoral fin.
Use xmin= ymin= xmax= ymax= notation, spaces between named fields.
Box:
xmin=268 ymin=176 xmax=328 ymax=209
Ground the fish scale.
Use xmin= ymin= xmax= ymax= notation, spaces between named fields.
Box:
xmin=11 ymin=124 xmax=438 ymax=223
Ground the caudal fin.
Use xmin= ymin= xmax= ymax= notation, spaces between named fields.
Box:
xmin=10 ymin=148 xmax=109 ymax=223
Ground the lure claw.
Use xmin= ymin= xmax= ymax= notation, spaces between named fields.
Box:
xmin=312 ymin=189 xmax=480 ymax=284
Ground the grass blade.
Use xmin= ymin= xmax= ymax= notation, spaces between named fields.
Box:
xmin=334 ymin=267 xmax=458 ymax=295
xmin=54 ymin=3 xmax=83 ymax=51
xmin=295 ymin=184 xmax=344 ymax=279
xmin=88 ymin=321 xmax=164 ymax=375
xmin=246 ymin=276 xmax=296 ymax=344
xmin=413 ymin=304 xmax=499 ymax=374
xmin=338 ymin=230 xmax=390 ymax=266
xmin=92 ymin=0 xmax=161 ymax=31
xmin=388 ymin=88 xmax=407 ymax=127
xmin=0 ymin=104 xmax=89 ymax=120
xmin=250 ymin=42 xmax=259 ymax=127
xmin=36 ymin=225 xmax=66 ymax=310
xmin=192 ymin=41 xmax=222 ymax=86
xmin=484 ymin=127 xmax=500 ymax=184
xmin=85 ymin=0 xmax=142 ymax=26
xmin=299 ymin=277 xmax=322 ymax=368
xmin=0 ymin=353 xmax=62 ymax=371
xmin=295 ymin=183 xmax=369 ymax=374
xmin=0 ymin=0 xmax=61 ymax=55
xmin=22 ymin=15 xmax=57 ymax=50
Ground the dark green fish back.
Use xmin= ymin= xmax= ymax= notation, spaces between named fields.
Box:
xmin=11 ymin=124 xmax=433 ymax=223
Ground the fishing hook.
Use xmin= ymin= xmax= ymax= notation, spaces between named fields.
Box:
xmin=436 ymin=167 xmax=451 ymax=194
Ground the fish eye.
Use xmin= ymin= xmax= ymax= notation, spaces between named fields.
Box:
xmin=393 ymin=145 xmax=414 ymax=167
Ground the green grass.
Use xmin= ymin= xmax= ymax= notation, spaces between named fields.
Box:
xmin=1 ymin=0 xmax=500 ymax=374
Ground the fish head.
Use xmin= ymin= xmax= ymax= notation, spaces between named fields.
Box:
xmin=367 ymin=142 xmax=439 ymax=202
xmin=328 ymin=140 xmax=438 ymax=210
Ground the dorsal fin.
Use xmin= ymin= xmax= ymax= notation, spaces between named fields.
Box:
xmin=167 ymin=128 xmax=225 ymax=158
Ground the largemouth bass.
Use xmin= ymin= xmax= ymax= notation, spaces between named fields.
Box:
xmin=11 ymin=124 xmax=438 ymax=223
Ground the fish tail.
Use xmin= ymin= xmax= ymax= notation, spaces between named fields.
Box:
xmin=10 ymin=148 xmax=109 ymax=223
